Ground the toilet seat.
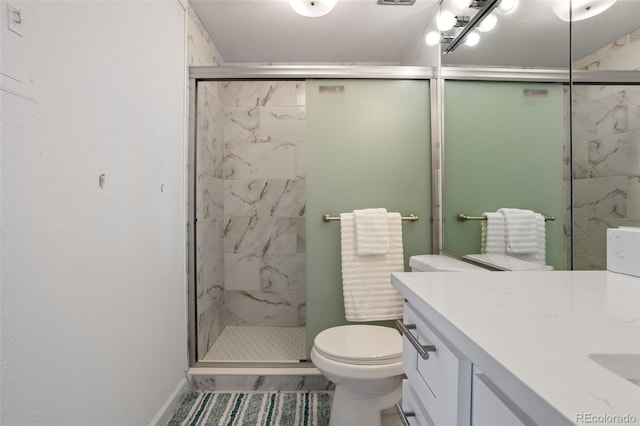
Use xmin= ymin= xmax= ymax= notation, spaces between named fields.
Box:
xmin=313 ymin=325 xmax=402 ymax=365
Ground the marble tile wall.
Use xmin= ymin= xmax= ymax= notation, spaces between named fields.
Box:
xmin=571 ymin=31 xmax=640 ymax=269
xmin=222 ymin=81 xmax=307 ymax=327
xmin=187 ymin=6 xmax=223 ymax=67
xmin=196 ymin=81 xmax=226 ymax=356
xmin=191 ymin=374 xmax=334 ymax=391
xmin=187 ymin=5 xmax=226 ymax=359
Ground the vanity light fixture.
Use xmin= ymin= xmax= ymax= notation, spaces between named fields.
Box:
xmin=437 ymin=10 xmax=457 ymax=31
xmin=442 ymin=0 xmax=500 ymax=53
xmin=451 ymin=0 xmax=473 ymax=12
xmin=552 ymin=0 xmax=617 ymax=22
xmin=496 ymin=0 xmax=518 ymax=13
xmin=288 ymin=0 xmax=337 ymax=17
xmin=425 ymin=31 xmax=442 ymax=46
xmin=464 ymin=31 xmax=480 ymax=46
xmin=477 ymin=12 xmax=497 ymax=32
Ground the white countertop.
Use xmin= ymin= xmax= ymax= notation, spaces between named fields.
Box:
xmin=391 ymin=270 xmax=640 ymax=425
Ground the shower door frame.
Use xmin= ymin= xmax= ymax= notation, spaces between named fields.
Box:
xmin=186 ymin=66 xmax=436 ymax=368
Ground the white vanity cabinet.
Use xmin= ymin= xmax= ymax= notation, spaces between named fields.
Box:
xmin=398 ymin=302 xmax=533 ymax=426
xmin=392 ymin=271 xmax=640 ymax=426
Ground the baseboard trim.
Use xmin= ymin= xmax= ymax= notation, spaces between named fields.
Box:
xmin=149 ymin=377 xmax=188 ymax=426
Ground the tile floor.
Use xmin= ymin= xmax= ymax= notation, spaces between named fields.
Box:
xmin=203 ymin=326 xmax=306 ymax=362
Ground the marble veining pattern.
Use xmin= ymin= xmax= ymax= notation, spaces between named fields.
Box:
xmin=571 ymin=31 xmax=640 ymax=270
xmin=187 ymin=5 xmax=223 ymax=67
xmin=191 ymin=375 xmax=334 ymax=392
xmin=225 ymin=290 xmax=302 ymax=327
xmin=259 ymin=107 xmax=306 ymax=143
xmin=223 ymin=81 xmax=298 ymax=107
xmin=197 ymin=256 xmax=224 ymax=315
xmin=221 ymin=82 xmax=307 ymax=331
xmin=224 ymin=254 xmax=261 ymax=291
xmin=225 ymin=179 xmax=305 ymax=218
xmin=223 ymin=217 xmax=297 ymax=255
xmin=195 ymin=80 xmax=307 ymax=357
xmin=573 ymin=176 xmax=628 ymax=218
xmin=197 ymin=175 xmax=224 ymax=220
xmin=197 ymin=297 xmax=225 ymax=359
xmin=224 ymin=143 xmax=297 ymax=180
xmin=224 ymin=107 xmax=259 ymax=145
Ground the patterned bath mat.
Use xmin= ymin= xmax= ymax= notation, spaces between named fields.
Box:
xmin=168 ymin=391 xmax=331 ymax=426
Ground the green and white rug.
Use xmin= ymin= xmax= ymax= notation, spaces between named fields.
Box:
xmin=168 ymin=391 xmax=331 ymax=426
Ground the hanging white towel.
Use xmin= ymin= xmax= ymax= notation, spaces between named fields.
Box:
xmin=340 ymin=212 xmax=405 ymax=321
xmin=354 ymin=208 xmax=390 ymax=256
xmin=481 ymin=212 xmax=507 ymax=254
xmin=498 ymin=208 xmax=538 ymax=255
xmin=509 ymin=213 xmax=547 ymax=264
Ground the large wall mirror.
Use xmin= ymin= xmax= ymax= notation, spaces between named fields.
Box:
xmin=439 ymin=0 xmax=639 ymax=270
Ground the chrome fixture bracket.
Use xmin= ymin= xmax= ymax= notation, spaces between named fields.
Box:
xmin=443 ymin=0 xmax=499 ymax=54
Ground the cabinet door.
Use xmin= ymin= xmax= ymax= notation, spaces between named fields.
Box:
xmin=472 ymin=367 xmax=528 ymax=426
xmin=402 ymin=302 xmax=472 ymax=426
xmin=402 ymin=379 xmax=435 ymax=426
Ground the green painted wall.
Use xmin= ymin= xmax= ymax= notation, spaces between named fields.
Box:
xmin=305 ymin=79 xmax=432 ymax=356
xmin=442 ymin=81 xmax=566 ymax=270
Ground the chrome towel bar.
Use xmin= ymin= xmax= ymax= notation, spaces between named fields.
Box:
xmin=323 ymin=213 xmax=419 ymax=222
xmin=458 ymin=213 xmax=555 ymax=222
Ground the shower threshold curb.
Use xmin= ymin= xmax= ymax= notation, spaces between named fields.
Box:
xmin=188 ymin=365 xmax=321 ymax=376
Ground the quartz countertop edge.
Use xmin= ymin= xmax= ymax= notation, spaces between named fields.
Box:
xmin=391 ymin=271 xmax=640 ymax=426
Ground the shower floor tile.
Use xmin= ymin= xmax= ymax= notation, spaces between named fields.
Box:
xmin=202 ymin=326 xmax=306 ymax=362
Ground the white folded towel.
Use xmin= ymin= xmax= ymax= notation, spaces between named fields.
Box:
xmin=340 ymin=212 xmax=405 ymax=321
xmin=498 ymin=208 xmax=538 ymax=255
xmin=482 ymin=210 xmax=547 ymax=265
xmin=354 ymin=208 xmax=390 ymax=256
xmin=481 ymin=212 xmax=507 ymax=255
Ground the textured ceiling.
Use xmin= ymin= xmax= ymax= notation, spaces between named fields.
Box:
xmin=190 ymin=0 xmax=640 ymax=68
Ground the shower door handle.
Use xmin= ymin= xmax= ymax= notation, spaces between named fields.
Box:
xmin=396 ymin=319 xmax=436 ymax=360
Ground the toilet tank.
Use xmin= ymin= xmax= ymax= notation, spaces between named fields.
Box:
xmin=409 ymin=255 xmax=488 ymax=272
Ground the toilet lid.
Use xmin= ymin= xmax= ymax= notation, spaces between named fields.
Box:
xmin=313 ymin=325 xmax=402 ymax=365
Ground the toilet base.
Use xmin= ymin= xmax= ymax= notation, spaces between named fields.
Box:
xmin=329 ymin=380 xmax=402 ymax=426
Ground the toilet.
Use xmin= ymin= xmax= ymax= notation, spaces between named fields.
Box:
xmin=311 ymin=256 xmax=487 ymax=426
xmin=310 ymin=325 xmax=403 ymax=426
xmin=311 ymin=254 xmax=551 ymax=426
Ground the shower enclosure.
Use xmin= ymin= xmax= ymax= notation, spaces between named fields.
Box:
xmin=190 ymin=80 xmax=308 ymax=363
xmin=188 ymin=74 xmax=434 ymax=365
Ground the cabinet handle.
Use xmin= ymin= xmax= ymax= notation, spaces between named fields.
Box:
xmin=395 ymin=402 xmax=415 ymax=426
xmin=396 ymin=319 xmax=437 ymax=360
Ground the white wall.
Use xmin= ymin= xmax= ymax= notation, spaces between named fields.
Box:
xmin=1 ymin=1 xmax=188 ymax=424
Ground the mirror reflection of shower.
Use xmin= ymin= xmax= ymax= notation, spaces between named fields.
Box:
xmin=194 ymin=80 xmax=307 ymax=363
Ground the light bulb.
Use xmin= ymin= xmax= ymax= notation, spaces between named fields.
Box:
xmin=289 ymin=0 xmax=338 ymax=17
xmin=478 ymin=13 xmax=497 ymax=32
xmin=437 ymin=11 xmax=457 ymax=31
xmin=451 ymin=0 xmax=473 ymax=12
xmin=464 ymin=32 xmax=480 ymax=46
xmin=425 ymin=31 xmax=441 ymax=46
xmin=552 ymin=0 xmax=617 ymax=22
xmin=497 ymin=0 xmax=518 ymax=13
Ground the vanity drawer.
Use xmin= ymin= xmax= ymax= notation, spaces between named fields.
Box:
xmin=472 ymin=367 xmax=528 ymax=426
xmin=400 ymin=379 xmax=434 ymax=426
xmin=401 ymin=302 xmax=472 ymax=426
